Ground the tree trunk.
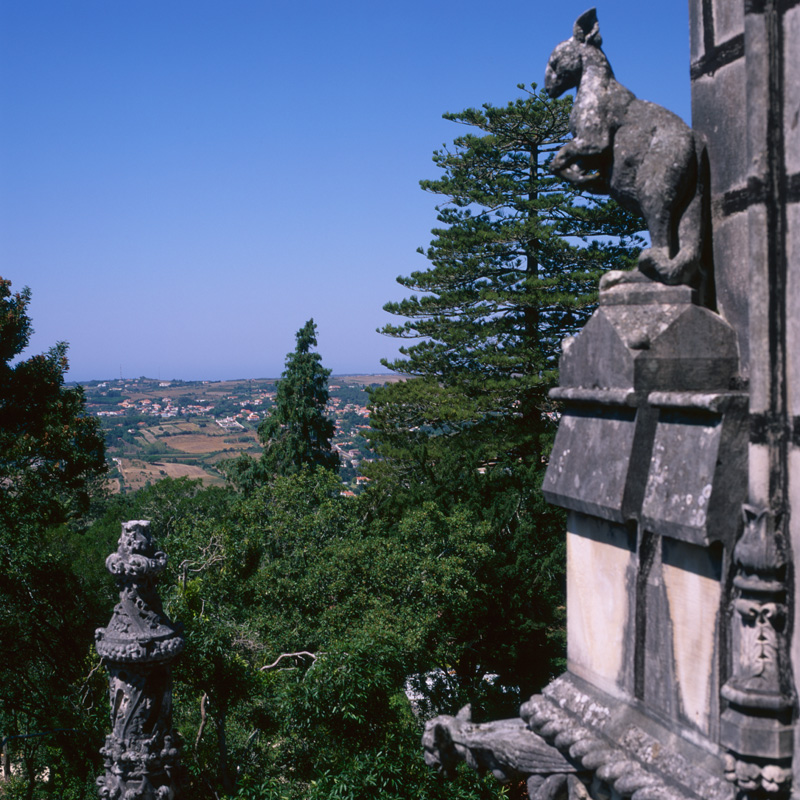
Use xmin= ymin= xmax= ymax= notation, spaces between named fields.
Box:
xmin=216 ymin=710 xmax=234 ymax=795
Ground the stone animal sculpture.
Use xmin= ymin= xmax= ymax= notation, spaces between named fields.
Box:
xmin=546 ymin=8 xmax=707 ymax=289
xmin=422 ymin=704 xmax=578 ymax=788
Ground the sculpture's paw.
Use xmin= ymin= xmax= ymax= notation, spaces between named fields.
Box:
xmin=638 ymin=247 xmax=698 ymax=286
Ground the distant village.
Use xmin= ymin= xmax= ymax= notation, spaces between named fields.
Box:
xmin=80 ymin=376 xmax=386 ymax=490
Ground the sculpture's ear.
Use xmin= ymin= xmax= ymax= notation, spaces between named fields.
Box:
xmin=573 ymin=8 xmax=602 ymax=47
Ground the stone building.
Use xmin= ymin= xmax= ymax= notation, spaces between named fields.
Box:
xmin=422 ymin=4 xmax=800 ymax=799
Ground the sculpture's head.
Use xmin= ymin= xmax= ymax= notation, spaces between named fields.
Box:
xmin=422 ymin=710 xmax=470 ymax=779
xmin=545 ymin=8 xmax=603 ymax=98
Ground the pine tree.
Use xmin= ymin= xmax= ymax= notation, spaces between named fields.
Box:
xmin=368 ymin=86 xmax=644 ymax=487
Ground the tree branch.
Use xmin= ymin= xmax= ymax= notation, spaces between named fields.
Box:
xmin=259 ymin=652 xmax=318 ymax=671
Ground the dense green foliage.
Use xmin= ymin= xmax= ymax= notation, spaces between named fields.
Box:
xmin=0 ymin=87 xmax=641 ymax=800
xmin=79 ymin=474 xmax=511 ymax=800
xmin=259 ymin=319 xmax=338 ymax=476
xmin=0 ymin=278 xmax=109 ymax=799
xmin=0 ymin=279 xmax=106 ymax=528
xmin=365 ymin=87 xmax=643 ymax=691
xmin=371 ymin=86 xmax=643 ymax=480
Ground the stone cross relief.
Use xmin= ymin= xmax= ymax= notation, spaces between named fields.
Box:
xmin=545 ymin=8 xmax=707 ymax=294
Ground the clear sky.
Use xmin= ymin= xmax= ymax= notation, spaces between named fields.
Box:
xmin=0 ymin=1 xmax=690 ymax=382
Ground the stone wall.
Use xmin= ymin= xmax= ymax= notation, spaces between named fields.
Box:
xmin=689 ymin=1 xmax=749 ymax=376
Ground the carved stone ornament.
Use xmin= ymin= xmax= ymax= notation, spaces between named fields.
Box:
xmin=95 ymin=520 xmax=184 ymax=800
xmin=423 ymin=675 xmax=734 ymax=800
xmin=545 ymin=8 xmax=707 ymax=292
xmin=720 ymin=505 xmax=794 ymax=798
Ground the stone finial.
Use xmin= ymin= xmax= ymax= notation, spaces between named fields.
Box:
xmin=545 ymin=9 xmax=708 ymax=295
xmin=95 ymin=521 xmax=184 ymax=800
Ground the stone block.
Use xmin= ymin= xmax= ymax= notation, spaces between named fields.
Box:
xmin=661 ymin=538 xmax=722 ymax=736
xmin=688 ymin=0 xmax=703 ymax=63
xmin=744 ymin=12 xmax=769 ymax=179
xmin=746 ymin=203 xmax=771 ymax=413
xmin=786 ymin=203 xmax=800 ymax=414
xmin=559 ymin=309 xmax=637 ymax=390
xmin=566 ymin=512 xmax=636 ymax=697
xmin=783 ymin=7 xmax=800 ymax=176
xmin=560 ymin=302 xmax=739 ymax=393
xmin=711 ymin=211 xmax=749 ymax=376
xmin=691 ymin=64 xmax=748 ymax=197
xmin=712 ymin=0 xmax=744 ymax=44
xmin=720 ymin=709 xmax=794 ymax=760
xmin=641 ymin=392 xmax=747 ymax=547
xmin=641 ymin=535 xmax=677 ymax=719
xmin=543 ymin=399 xmax=650 ymax=522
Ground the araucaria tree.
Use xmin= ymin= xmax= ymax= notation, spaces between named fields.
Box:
xmin=370 ymin=85 xmax=644 ymax=485
xmin=258 ymin=319 xmax=338 ymax=477
xmin=365 ymin=87 xmax=644 ymax=697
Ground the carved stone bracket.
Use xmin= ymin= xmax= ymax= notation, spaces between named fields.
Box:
xmin=95 ymin=520 xmax=184 ymax=800
xmin=423 ymin=675 xmax=734 ymax=800
xmin=720 ymin=505 xmax=794 ymax=798
xmin=520 ymin=687 xmax=728 ymax=800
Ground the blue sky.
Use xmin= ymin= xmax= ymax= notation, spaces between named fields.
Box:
xmin=0 ymin=1 xmax=690 ymax=381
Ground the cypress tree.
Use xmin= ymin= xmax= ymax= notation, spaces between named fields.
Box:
xmin=259 ymin=319 xmax=338 ymax=477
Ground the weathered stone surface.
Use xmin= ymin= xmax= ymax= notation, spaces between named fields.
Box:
xmin=422 ymin=706 xmax=576 ymax=784
xmin=543 ymin=398 xmax=645 ymax=522
xmin=688 ymin=0 xmax=703 ymax=63
xmin=566 ymin=513 xmax=636 ymax=697
xmin=558 ymin=296 xmax=738 ymax=394
xmin=544 ymin=285 xmax=740 ymax=526
xmin=710 ymin=212 xmax=749 ymax=372
xmin=712 ymin=0 xmax=744 ymax=43
xmin=661 ymin=538 xmax=722 ymax=736
xmin=692 ymin=66 xmax=748 ymax=199
xmin=784 ymin=9 xmax=800 ymax=175
xmin=641 ymin=392 xmax=747 ymax=546
xmin=521 ymin=674 xmax=735 ymax=800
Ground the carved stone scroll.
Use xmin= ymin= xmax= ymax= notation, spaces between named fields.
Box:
xmin=95 ymin=520 xmax=184 ymax=800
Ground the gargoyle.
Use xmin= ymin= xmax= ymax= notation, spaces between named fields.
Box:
xmin=545 ymin=8 xmax=707 ymax=291
xmin=422 ymin=705 xmax=577 ymax=786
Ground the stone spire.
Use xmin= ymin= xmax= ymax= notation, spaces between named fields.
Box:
xmin=95 ymin=520 xmax=184 ymax=800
